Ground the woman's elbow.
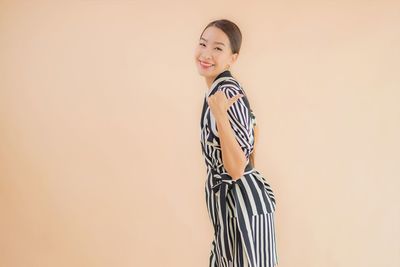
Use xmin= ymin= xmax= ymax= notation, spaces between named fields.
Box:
xmin=226 ymin=160 xmax=247 ymax=180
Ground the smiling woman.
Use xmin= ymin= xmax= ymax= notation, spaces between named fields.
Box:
xmin=195 ymin=19 xmax=278 ymax=267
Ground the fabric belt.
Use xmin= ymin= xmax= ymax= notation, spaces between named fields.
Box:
xmin=209 ymin=161 xmax=255 ymax=263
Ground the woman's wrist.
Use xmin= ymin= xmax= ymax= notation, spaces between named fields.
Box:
xmin=215 ymin=111 xmax=230 ymax=124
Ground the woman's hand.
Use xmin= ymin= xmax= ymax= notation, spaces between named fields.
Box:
xmin=207 ymin=90 xmax=244 ymax=121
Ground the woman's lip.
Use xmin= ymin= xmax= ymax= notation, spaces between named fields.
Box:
xmin=199 ymin=60 xmax=214 ymax=67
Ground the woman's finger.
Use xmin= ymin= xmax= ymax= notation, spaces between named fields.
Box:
xmin=228 ymin=94 xmax=244 ymax=107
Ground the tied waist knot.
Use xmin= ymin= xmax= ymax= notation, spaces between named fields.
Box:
xmin=211 ymin=172 xmax=236 ymax=193
xmin=209 ymin=162 xmax=254 ymax=263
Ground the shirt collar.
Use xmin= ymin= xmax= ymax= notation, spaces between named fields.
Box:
xmin=213 ymin=69 xmax=233 ymax=81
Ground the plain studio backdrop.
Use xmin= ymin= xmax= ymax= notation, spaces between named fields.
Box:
xmin=0 ymin=1 xmax=399 ymax=267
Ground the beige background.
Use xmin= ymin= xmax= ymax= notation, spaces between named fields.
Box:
xmin=1 ymin=1 xmax=399 ymax=267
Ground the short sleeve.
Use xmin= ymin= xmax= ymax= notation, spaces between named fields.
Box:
xmin=217 ymin=84 xmax=254 ymax=161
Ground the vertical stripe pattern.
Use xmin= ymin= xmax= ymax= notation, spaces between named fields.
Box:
xmin=200 ymin=70 xmax=279 ymax=267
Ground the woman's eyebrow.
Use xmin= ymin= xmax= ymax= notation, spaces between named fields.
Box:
xmin=200 ymin=37 xmax=226 ymax=46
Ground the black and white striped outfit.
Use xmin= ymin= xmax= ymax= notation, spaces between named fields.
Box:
xmin=200 ymin=70 xmax=279 ymax=267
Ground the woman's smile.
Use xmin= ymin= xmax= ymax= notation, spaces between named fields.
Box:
xmin=199 ymin=60 xmax=215 ymax=69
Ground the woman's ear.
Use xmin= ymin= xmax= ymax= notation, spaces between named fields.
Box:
xmin=230 ymin=52 xmax=239 ymax=65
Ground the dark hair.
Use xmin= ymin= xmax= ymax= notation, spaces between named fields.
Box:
xmin=200 ymin=19 xmax=257 ymax=167
xmin=200 ymin=19 xmax=242 ymax=55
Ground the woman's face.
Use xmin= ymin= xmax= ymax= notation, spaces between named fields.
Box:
xmin=194 ymin=26 xmax=237 ymax=80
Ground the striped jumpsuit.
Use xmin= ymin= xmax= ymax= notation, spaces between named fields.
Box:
xmin=200 ymin=70 xmax=279 ymax=267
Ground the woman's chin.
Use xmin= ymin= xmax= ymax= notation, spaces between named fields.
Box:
xmin=197 ymin=66 xmax=219 ymax=77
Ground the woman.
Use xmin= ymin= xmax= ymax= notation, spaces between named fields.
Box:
xmin=195 ymin=19 xmax=279 ymax=267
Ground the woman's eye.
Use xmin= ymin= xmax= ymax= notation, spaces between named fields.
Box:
xmin=198 ymin=43 xmax=221 ymax=51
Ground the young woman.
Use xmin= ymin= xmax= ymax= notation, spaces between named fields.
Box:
xmin=195 ymin=19 xmax=279 ymax=267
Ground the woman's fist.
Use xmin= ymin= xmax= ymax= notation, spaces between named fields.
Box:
xmin=207 ymin=90 xmax=244 ymax=120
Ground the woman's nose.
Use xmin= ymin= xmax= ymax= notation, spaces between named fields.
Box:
xmin=204 ymin=53 xmax=212 ymax=59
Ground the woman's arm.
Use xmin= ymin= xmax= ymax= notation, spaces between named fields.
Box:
xmin=252 ymin=124 xmax=259 ymax=167
xmin=215 ymin=113 xmax=247 ymax=180
xmin=208 ymin=85 xmax=253 ymax=180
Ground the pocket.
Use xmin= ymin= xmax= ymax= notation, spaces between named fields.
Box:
xmin=248 ymin=174 xmax=276 ymax=213
xmin=257 ymin=175 xmax=276 ymax=203
xmin=233 ymin=174 xmax=276 ymax=216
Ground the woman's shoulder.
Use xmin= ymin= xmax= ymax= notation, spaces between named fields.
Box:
xmin=219 ymin=77 xmax=252 ymax=107
xmin=218 ymin=77 xmax=242 ymax=92
xmin=217 ymin=78 xmax=246 ymax=101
